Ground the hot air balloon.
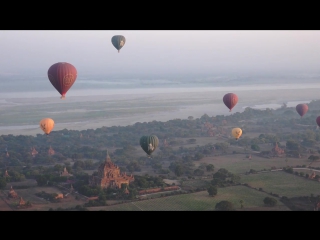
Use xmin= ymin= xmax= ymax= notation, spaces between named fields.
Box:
xmin=39 ymin=118 xmax=55 ymax=135
xmin=223 ymin=93 xmax=238 ymax=112
xmin=231 ymin=128 xmax=242 ymax=140
xmin=111 ymin=35 xmax=126 ymax=53
xmin=316 ymin=116 xmax=320 ymax=128
xmin=296 ymin=104 xmax=308 ymax=117
xmin=140 ymin=135 xmax=159 ymax=156
xmin=47 ymin=62 xmax=77 ymax=99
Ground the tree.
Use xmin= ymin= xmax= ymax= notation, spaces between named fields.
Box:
xmin=212 ymin=168 xmax=230 ymax=180
xmin=263 ymin=197 xmax=277 ymax=207
xmin=35 ymin=175 xmax=48 ymax=186
xmin=98 ymin=192 xmax=107 ymax=202
xmin=200 ymin=114 xmax=210 ymax=121
xmin=283 ymin=167 xmax=293 ymax=174
xmin=187 ymin=139 xmax=197 ymax=144
xmin=0 ymin=177 xmax=6 ymax=189
xmin=215 ymin=200 xmax=234 ymax=211
xmin=193 ymin=168 xmax=204 ymax=176
xmin=174 ymin=165 xmax=183 ymax=177
xmin=194 ymin=152 xmax=204 ymax=161
xmin=251 ymin=144 xmax=260 ymax=151
xmin=206 ymin=164 xmax=214 ymax=172
xmin=286 ymin=140 xmax=300 ymax=151
xmin=207 ymin=185 xmax=217 ymax=197
xmin=128 ymin=188 xmax=137 ymax=200
xmin=308 ymin=155 xmax=319 ymax=163
xmin=214 ymin=142 xmax=229 ymax=153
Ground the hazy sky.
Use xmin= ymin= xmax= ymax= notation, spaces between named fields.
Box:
xmin=1 ymin=30 xmax=320 ymax=78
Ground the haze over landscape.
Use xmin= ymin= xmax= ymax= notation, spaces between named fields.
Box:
xmin=1 ymin=30 xmax=320 ymax=77
xmin=1 ymin=30 xmax=320 ymax=134
xmin=1 ymin=30 xmax=320 ymax=211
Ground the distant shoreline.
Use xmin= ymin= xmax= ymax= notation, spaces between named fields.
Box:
xmin=0 ymin=85 xmax=318 ymax=136
xmin=0 ymin=100 xmax=313 ymax=137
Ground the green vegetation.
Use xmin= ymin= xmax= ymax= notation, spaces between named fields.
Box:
xmin=85 ymin=186 xmax=290 ymax=211
xmin=239 ymin=171 xmax=320 ymax=198
xmin=263 ymin=197 xmax=277 ymax=207
xmin=215 ymin=200 xmax=235 ymax=211
xmin=2 ymin=100 xmax=320 ymax=210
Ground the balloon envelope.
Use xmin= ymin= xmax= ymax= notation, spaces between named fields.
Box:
xmin=316 ymin=116 xmax=320 ymax=127
xmin=296 ymin=104 xmax=308 ymax=117
xmin=111 ymin=35 xmax=126 ymax=52
xmin=140 ymin=135 xmax=159 ymax=155
xmin=231 ymin=128 xmax=242 ymax=140
xmin=223 ymin=93 xmax=238 ymax=112
xmin=39 ymin=118 xmax=55 ymax=135
xmin=47 ymin=62 xmax=77 ymax=99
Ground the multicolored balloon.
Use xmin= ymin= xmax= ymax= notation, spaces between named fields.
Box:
xmin=140 ymin=135 xmax=159 ymax=156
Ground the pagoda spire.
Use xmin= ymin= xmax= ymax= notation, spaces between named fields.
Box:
xmin=106 ymin=149 xmax=111 ymax=162
xmin=19 ymin=197 xmax=26 ymax=206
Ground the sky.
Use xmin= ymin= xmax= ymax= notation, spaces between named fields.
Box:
xmin=1 ymin=30 xmax=320 ymax=79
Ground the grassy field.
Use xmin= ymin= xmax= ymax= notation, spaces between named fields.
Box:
xmin=86 ymin=185 xmax=290 ymax=211
xmin=6 ymin=156 xmax=319 ymax=211
xmin=196 ymin=154 xmax=314 ymax=175
xmin=239 ymin=171 xmax=320 ymax=198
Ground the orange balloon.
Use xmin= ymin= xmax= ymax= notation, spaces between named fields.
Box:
xmin=39 ymin=118 xmax=55 ymax=135
xmin=231 ymin=127 xmax=242 ymax=140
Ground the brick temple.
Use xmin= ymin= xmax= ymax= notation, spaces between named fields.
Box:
xmin=89 ymin=151 xmax=134 ymax=189
xmin=48 ymin=146 xmax=55 ymax=155
xmin=31 ymin=147 xmax=38 ymax=157
xmin=60 ymin=167 xmax=72 ymax=177
xmin=3 ymin=170 xmax=9 ymax=177
xmin=8 ymin=186 xmax=18 ymax=199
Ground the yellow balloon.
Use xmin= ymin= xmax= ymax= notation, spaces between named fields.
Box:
xmin=39 ymin=118 xmax=55 ymax=135
xmin=232 ymin=128 xmax=242 ymax=140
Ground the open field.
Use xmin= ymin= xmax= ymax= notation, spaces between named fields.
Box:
xmin=1 ymin=185 xmax=88 ymax=211
xmin=239 ymin=171 xmax=320 ymax=198
xmin=196 ymin=154 xmax=314 ymax=175
xmin=86 ymin=185 xmax=290 ymax=211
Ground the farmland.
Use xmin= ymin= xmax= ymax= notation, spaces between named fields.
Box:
xmin=2 ymin=101 xmax=320 ymax=210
